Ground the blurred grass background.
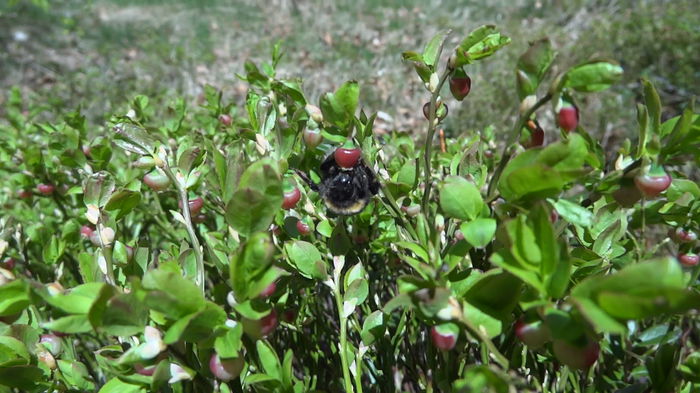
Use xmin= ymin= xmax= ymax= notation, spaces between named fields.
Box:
xmin=1 ymin=0 xmax=698 ymax=149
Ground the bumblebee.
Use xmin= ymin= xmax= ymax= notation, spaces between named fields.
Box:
xmin=296 ymin=152 xmax=380 ymax=215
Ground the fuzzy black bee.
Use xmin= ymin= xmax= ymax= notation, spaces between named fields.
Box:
xmin=296 ymin=150 xmax=380 ymax=216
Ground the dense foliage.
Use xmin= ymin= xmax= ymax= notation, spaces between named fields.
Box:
xmin=1 ymin=24 xmax=699 ymax=393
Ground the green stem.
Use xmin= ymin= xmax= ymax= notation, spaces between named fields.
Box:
xmin=421 ymin=69 xmax=452 ymax=216
xmin=162 ymin=165 xmax=205 ymax=294
xmin=333 ymin=281 xmax=355 ymax=393
xmin=486 ymin=93 xmax=553 ymax=199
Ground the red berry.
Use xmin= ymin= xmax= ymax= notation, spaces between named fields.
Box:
xmin=634 ymin=173 xmax=672 ymax=198
xmin=522 ymin=120 xmax=544 ymax=148
xmin=558 ymin=106 xmax=579 ymax=132
xmin=134 ymin=363 xmax=156 ymax=376
xmin=679 ymin=253 xmax=699 ymax=267
xmin=334 ymin=147 xmax=362 ymax=168
xmin=303 ymin=128 xmax=323 ymax=149
xmin=514 ymin=318 xmax=551 ymax=349
xmin=259 ymin=310 xmax=278 ymax=337
xmin=670 ymin=228 xmax=697 ymax=244
xmin=401 ymin=205 xmax=420 ymax=217
xmin=17 ymin=190 xmax=32 ymax=199
xmin=82 ymin=145 xmax=92 ymax=158
xmin=553 ymin=338 xmax=599 ymax=370
xmin=282 ymin=309 xmax=296 ymax=323
xmin=37 ymin=183 xmax=55 ymax=196
xmin=296 ymin=220 xmax=311 ymax=235
xmin=218 ymin=114 xmax=233 ymax=126
xmin=423 ymin=102 xmax=448 ymax=121
xmin=430 ymin=326 xmax=457 ymax=351
xmin=259 ymin=282 xmax=277 ymax=298
xmin=1 ymin=258 xmax=16 ymax=270
xmin=282 ymin=187 xmax=301 ymax=210
xmin=242 ymin=310 xmax=278 ymax=340
xmin=449 ymin=75 xmax=472 ymax=101
xmin=178 ymin=197 xmax=204 ymax=216
xmin=80 ymin=225 xmax=94 ymax=239
xmin=143 ymin=171 xmax=171 ymax=191
xmin=39 ymin=334 xmax=62 ymax=356
xmin=209 ymin=353 xmax=244 ymax=381
xmin=550 ymin=209 xmax=559 ymax=223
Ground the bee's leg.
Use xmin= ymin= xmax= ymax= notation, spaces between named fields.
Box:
xmin=294 ymin=169 xmax=320 ymax=192
xmin=361 ymin=162 xmax=380 ymax=195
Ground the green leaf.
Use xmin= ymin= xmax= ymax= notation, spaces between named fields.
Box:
xmin=285 ymin=241 xmax=327 ymax=280
xmin=257 ymin=340 xmax=282 ymax=381
xmin=215 ymin=324 xmax=243 ymax=358
xmin=642 ymin=78 xmax=661 ymax=137
xmin=551 ymin=198 xmax=593 ymax=227
xmin=396 ymin=241 xmax=430 ymax=263
xmin=99 ymin=377 xmax=146 ymax=393
xmin=439 ymin=176 xmax=484 ymax=221
xmin=499 ymin=134 xmax=589 ymax=201
xmin=225 ymin=159 xmax=282 ymax=237
xmin=42 ymin=314 xmax=93 ymax=333
xmin=57 ymin=360 xmax=95 ymax=390
xmin=163 ymin=302 xmax=226 ymax=344
xmin=564 ymin=61 xmax=623 ymax=92
xmin=0 ymin=365 xmax=45 ymax=390
xmin=360 ymin=311 xmax=385 ymax=346
xmin=454 ymin=25 xmax=511 ymax=67
xmin=572 ymin=258 xmax=700 ymax=324
xmin=83 ymin=171 xmax=116 ymax=208
xmin=460 ymin=218 xmax=496 ymax=248
xmin=112 ymin=123 xmax=157 ymax=156
xmin=105 ymin=190 xmax=141 ymax=221
xmin=515 ymin=38 xmax=555 ymax=99
xmin=230 ymin=233 xmax=275 ymax=301
xmin=0 ymin=279 xmax=30 ymax=316
xmin=43 ymin=282 xmax=105 ymax=314
xmin=319 ymin=81 xmax=359 ymax=129
xmin=0 ymin=336 xmax=30 ymax=364
xmin=142 ymin=267 xmax=205 ymax=320
xmin=462 ymin=269 xmax=521 ymax=323
xmin=423 ymin=29 xmax=450 ymax=67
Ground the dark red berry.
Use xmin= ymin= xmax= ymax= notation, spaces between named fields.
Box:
xmin=635 ymin=173 xmax=672 ymax=197
xmin=296 ymin=220 xmax=311 ymax=235
xmin=209 ymin=353 xmax=244 ymax=381
xmin=334 ymin=147 xmax=362 ymax=168
xmin=37 ymin=184 xmax=55 ymax=196
xmin=1 ymin=258 xmax=15 ymax=270
xmin=679 ymin=253 xmax=699 ymax=267
xmin=259 ymin=282 xmax=277 ymax=298
xmin=259 ymin=310 xmax=278 ymax=337
xmin=282 ymin=188 xmax=301 ymax=210
xmin=282 ymin=309 xmax=296 ymax=323
xmin=553 ymin=338 xmax=599 ymax=370
xmin=17 ymin=190 xmax=32 ymax=199
xmin=514 ymin=318 xmax=551 ymax=349
xmin=134 ymin=363 xmax=156 ymax=376
xmin=178 ymin=197 xmax=204 ymax=216
xmin=430 ymin=326 xmax=457 ymax=351
xmin=449 ymin=75 xmax=472 ymax=101
xmin=558 ymin=106 xmax=579 ymax=132
xmin=423 ymin=102 xmax=448 ymax=121
xmin=670 ymin=228 xmax=697 ymax=244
